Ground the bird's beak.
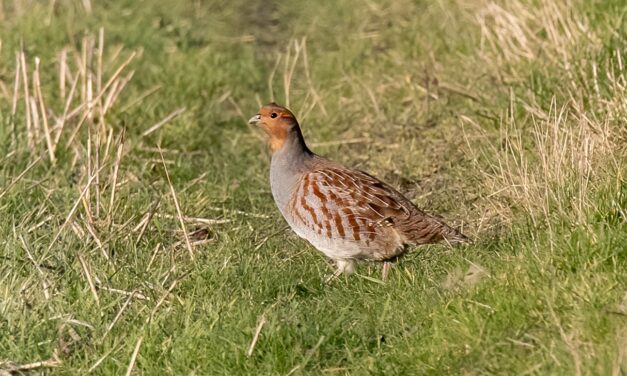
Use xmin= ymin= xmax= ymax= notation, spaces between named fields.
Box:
xmin=248 ymin=114 xmax=261 ymax=125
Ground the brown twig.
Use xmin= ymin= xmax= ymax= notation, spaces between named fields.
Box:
xmin=0 ymin=356 xmax=61 ymax=373
xmin=19 ymin=234 xmax=51 ymax=300
xmin=159 ymin=148 xmax=194 ymax=260
xmin=124 ymin=336 xmax=143 ymax=376
xmin=46 ymin=166 xmax=105 ymax=253
xmin=78 ymin=254 xmax=100 ymax=306
xmin=0 ymin=157 xmax=42 ymax=199
xmin=246 ymin=315 xmax=267 ymax=357
xmin=146 ymin=280 xmax=178 ymax=324
xmin=108 ymin=130 xmax=125 ymax=222
xmin=141 ymin=107 xmax=186 ymax=137
xmin=34 ymin=57 xmax=56 ymax=163
xmin=134 ymin=198 xmax=161 ymax=246
xmin=19 ymin=51 xmax=33 ymax=150
xmin=155 ymin=213 xmax=231 ymax=225
xmin=101 ymin=292 xmax=136 ymax=341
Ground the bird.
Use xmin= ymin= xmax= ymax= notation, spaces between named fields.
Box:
xmin=248 ymin=102 xmax=469 ymax=282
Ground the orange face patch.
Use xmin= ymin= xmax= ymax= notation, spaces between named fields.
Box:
xmin=263 ymin=123 xmax=288 ymax=151
xmin=255 ymin=103 xmax=298 ymax=152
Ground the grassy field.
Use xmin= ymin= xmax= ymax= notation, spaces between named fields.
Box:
xmin=0 ymin=0 xmax=625 ymax=374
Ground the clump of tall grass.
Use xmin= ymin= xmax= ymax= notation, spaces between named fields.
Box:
xmin=1 ymin=28 xmax=138 ymax=236
xmin=466 ymin=0 xmax=625 ymax=229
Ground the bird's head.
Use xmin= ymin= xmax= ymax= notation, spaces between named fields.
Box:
xmin=248 ymin=103 xmax=300 ymax=152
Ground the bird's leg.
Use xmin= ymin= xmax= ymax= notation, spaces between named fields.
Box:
xmin=324 ymin=268 xmax=343 ymax=284
xmin=382 ymin=261 xmax=392 ymax=282
xmin=325 ymin=259 xmax=354 ymax=284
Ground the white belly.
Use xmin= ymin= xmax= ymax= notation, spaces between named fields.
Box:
xmin=287 ymin=218 xmax=366 ymax=260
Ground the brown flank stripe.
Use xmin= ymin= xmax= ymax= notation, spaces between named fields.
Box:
xmin=290 ymin=196 xmax=309 ymax=227
xmin=333 ymin=212 xmax=345 ymax=238
xmin=299 ymin=176 xmax=322 ymax=228
xmin=300 ymin=195 xmax=320 ymax=228
xmin=344 ymin=208 xmax=361 ymax=241
xmin=310 ymin=178 xmax=326 ymax=202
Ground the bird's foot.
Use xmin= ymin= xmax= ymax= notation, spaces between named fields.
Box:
xmin=324 ymin=269 xmax=343 ymax=284
xmin=324 ymin=259 xmax=355 ymax=284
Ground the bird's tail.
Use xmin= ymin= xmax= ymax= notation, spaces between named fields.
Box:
xmin=405 ymin=215 xmax=471 ymax=246
xmin=440 ymin=223 xmax=471 ymax=245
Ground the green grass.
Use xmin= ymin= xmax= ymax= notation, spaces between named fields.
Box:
xmin=0 ymin=0 xmax=625 ymax=374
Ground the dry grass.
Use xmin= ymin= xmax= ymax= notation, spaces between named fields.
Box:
xmin=466 ymin=0 xmax=625 ymax=229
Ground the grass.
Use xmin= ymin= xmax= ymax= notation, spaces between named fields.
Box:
xmin=0 ymin=0 xmax=625 ymax=374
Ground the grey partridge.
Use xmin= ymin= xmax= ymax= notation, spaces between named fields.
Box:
xmin=249 ymin=103 xmax=469 ymax=281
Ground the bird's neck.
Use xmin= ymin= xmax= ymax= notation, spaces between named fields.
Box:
xmin=270 ymin=126 xmax=313 ymax=168
xmin=269 ymin=126 xmax=314 ymax=210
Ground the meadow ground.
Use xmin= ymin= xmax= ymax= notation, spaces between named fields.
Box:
xmin=0 ymin=0 xmax=625 ymax=374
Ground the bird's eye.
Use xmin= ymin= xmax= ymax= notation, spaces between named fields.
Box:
xmin=270 ymin=112 xmax=278 ymax=118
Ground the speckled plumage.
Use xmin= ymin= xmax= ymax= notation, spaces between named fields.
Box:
xmin=249 ymin=103 xmax=469 ymax=280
